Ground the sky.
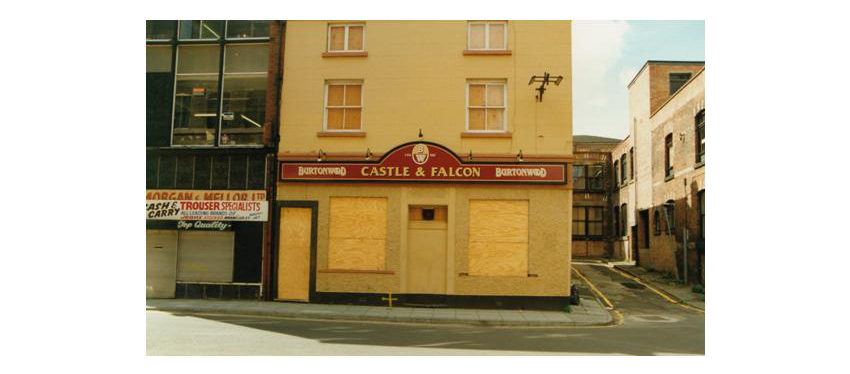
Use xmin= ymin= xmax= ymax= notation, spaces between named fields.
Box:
xmin=571 ymin=20 xmax=705 ymax=140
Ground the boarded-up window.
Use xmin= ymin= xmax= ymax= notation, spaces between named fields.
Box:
xmin=325 ymin=82 xmax=362 ymax=131
xmin=328 ymin=197 xmax=387 ymax=270
xmin=468 ymin=22 xmax=507 ymax=50
xmin=468 ymin=200 xmax=528 ymax=276
xmin=328 ymin=24 xmax=365 ymax=52
xmin=468 ymin=82 xmax=506 ymax=131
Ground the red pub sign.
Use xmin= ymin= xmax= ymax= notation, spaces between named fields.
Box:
xmin=280 ymin=142 xmax=567 ymax=184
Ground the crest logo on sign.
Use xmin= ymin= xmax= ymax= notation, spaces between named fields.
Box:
xmin=411 ymin=144 xmax=429 ymax=165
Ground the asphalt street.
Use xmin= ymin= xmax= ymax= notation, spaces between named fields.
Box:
xmin=147 ymin=264 xmax=704 ymax=355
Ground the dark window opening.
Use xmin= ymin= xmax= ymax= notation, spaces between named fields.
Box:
xmin=664 ymin=200 xmax=675 ymax=235
xmin=422 ymin=209 xmax=435 ymax=221
xmin=696 ymin=109 xmax=705 ymax=163
xmin=613 ymin=160 xmax=619 ymax=186
xmin=572 ymin=206 xmax=604 ymax=238
xmin=654 ymin=209 xmax=661 ymax=235
xmin=669 ymin=73 xmax=692 ymax=96
xmin=629 ymin=147 xmax=634 ymax=179
xmin=620 ymin=154 xmax=627 ymax=184
xmin=665 ymin=133 xmax=674 ymax=178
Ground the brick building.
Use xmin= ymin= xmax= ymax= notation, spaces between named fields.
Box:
xmin=572 ymin=135 xmax=620 ymax=259
xmin=613 ymin=61 xmax=705 ymax=284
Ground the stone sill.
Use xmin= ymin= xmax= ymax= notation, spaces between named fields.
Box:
xmin=461 ymin=131 xmax=512 ymax=138
xmin=322 ymin=51 xmax=368 ymax=57
xmin=463 ymin=50 xmax=512 ymax=56
xmin=319 ymin=269 xmax=394 ymax=274
xmin=317 ymin=131 xmax=366 ymax=137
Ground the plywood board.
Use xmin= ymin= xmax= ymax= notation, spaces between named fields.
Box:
xmin=329 ymin=197 xmax=387 ymax=239
xmin=469 ymin=200 xmax=528 ymax=243
xmin=468 ymin=242 xmax=528 ymax=276
xmin=278 ymin=207 xmax=312 ymax=301
xmin=328 ymin=238 xmax=386 ymax=270
xmin=407 ymin=227 xmax=447 ymax=294
xmin=468 ymin=200 xmax=529 ymax=276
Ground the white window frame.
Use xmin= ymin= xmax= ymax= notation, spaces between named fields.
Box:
xmin=466 ymin=81 xmax=507 ymax=132
xmin=177 ymin=20 xmax=222 ymax=41
xmin=467 ymin=21 xmax=508 ymax=50
xmin=327 ymin=24 xmax=366 ymax=52
xmin=324 ymin=80 xmax=364 ymax=132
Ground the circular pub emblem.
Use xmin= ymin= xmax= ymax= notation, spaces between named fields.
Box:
xmin=411 ymin=144 xmax=430 ymax=165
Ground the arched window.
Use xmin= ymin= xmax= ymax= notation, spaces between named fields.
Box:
xmin=664 ymin=199 xmax=675 ymax=235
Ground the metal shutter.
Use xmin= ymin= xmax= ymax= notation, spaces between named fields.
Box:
xmin=176 ymin=231 xmax=235 ymax=282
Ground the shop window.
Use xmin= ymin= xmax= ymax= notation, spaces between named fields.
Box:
xmin=573 ymin=206 xmax=604 ymax=238
xmin=325 ymin=82 xmax=363 ymax=131
xmin=469 ymin=200 xmax=528 ymax=276
xmin=147 ymin=20 xmax=175 ymax=41
xmin=467 ymin=81 xmax=506 ymax=132
xmin=669 ymin=73 xmax=692 ymax=96
xmin=179 ymin=20 xmax=224 ymax=40
xmin=221 ymin=44 xmax=269 ymax=146
xmin=696 ymin=110 xmax=705 ymax=163
xmin=665 ymin=133 xmax=674 ymax=178
xmin=468 ymin=22 xmax=507 ymax=50
xmin=227 ymin=20 xmax=270 ymax=39
xmin=328 ymin=24 xmax=365 ymax=52
xmin=654 ymin=210 xmax=661 ymax=235
xmin=329 ymin=197 xmax=387 ymax=270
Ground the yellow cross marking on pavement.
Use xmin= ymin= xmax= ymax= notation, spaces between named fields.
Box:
xmin=381 ymin=292 xmax=398 ymax=308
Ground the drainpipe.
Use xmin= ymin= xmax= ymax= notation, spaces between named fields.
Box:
xmin=683 ymin=178 xmax=688 ymax=284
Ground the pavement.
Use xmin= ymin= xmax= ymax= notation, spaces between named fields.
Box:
xmin=612 ymin=263 xmax=705 ymax=310
xmin=146 ymin=295 xmax=613 ymax=327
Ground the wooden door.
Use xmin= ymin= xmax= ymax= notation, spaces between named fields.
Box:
xmin=407 ymin=206 xmax=448 ymax=294
xmin=146 ymin=230 xmax=178 ymax=298
xmin=277 ymin=207 xmax=312 ymax=301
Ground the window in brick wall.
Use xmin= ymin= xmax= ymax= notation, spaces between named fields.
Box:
xmin=468 ymin=21 xmax=507 ymax=50
xmin=613 ymin=206 xmax=620 ymax=238
xmin=696 ymin=109 xmax=705 ymax=164
xmin=629 ymin=147 xmax=634 ymax=179
xmin=665 ymin=133 xmax=674 ymax=178
xmin=613 ymin=160 xmax=619 ymax=186
xmin=328 ymin=24 xmax=365 ymax=52
xmin=620 ymin=153 xmax=627 ymax=184
xmin=669 ymin=73 xmax=692 ymax=97
xmin=654 ymin=209 xmax=661 ymax=235
xmin=664 ymin=200 xmax=676 ymax=235
xmin=698 ymin=190 xmax=705 ymax=239
xmin=620 ymin=203 xmax=627 ymax=237
xmin=573 ymin=206 xmax=604 ymax=238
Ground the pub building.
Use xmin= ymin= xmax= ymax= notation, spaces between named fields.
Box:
xmin=145 ymin=20 xmax=285 ymax=299
xmin=272 ymin=21 xmax=575 ymax=310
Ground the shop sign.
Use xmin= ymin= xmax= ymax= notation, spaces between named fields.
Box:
xmin=177 ymin=221 xmax=232 ymax=230
xmin=146 ymin=200 xmax=268 ymax=221
xmin=145 ymin=190 xmax=266 ymax=201
xmin=280 ymin=142 xmax=567 ymax=184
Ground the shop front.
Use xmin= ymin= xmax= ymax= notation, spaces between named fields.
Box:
xmin=146 ymin=190 xmax=268 ymax=299
xmin=274 ymin=141 xmax=573 ymax=310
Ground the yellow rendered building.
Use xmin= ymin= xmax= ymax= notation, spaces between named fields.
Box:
xmin=274 ymin=20 xmax=574 ymax=309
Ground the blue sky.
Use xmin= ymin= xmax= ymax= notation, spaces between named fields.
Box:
xmin=572 ymin=20 xmax=705 ymax=139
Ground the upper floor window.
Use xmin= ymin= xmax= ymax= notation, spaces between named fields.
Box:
xmin=220 ymin=44 xmax=269 ymax=145
xmin=696 ymin=110 xmax=705 ymax=163
xmin=669 ymin=73 xmax=692 ymax=97
xmin=468 ymin=22 xmax=507 ymax=50
xmin=629 ymin=148 xmax=634 ymax=179
xmin=226 ymin=20 xmax=271 ymax=39
xmin=467 ymin=81 xmax=506 ymax=132
xmin=620 ymin=154 xmax=627 ymax=184
xmin=325 ymin=81 xmax=363 ymax=131
xmin=654 ymin=209 xmax=661 ymax=235
xmin=328 ymin=24 xmax=365 ymax=52
xmin=179 ymin=20 xmax=225 ymax=40
xmin=147 ymin=20 xmax=175 ymax=41
xmin=173 ymin=45 xmax=222 ymax=146
xmin=665 ymin=133 xmax=674 ymax=178
xmin=613 ymin=160 xmax=619 ymax=186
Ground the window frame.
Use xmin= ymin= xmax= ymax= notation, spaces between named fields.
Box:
xmin=467 ymin=21 xmax=508 ymax=51
xmin=323 ymin=80 xmax=364 ymax=132
xmin=665 ymin=133 xmax=674 ymax=178
xmin=669 ymin=72 xmax=692 ymax=96
xmin=613 ymin=160 xmax=619 ymax=186
xmin=664 ymin=200 xmax=676 ymax=235
xmin=225 ymin=20 xmax=272 ymax=41
xmin=620 ymin=154 xmax=627 ymax=185
xmin=159 ymin=21 xmax=272 ymax=148
xmin=629 ymin=147 xmax=634 ymax=179
xmin=620 ymin=203 xmax=628 ymax=237
xmin=696 ymin=109 xmax=705 ymax=164
xmin=219 ymin=43 xmax=270 ymax=147
xmin=572 ymin=206 xmax=605 ymax=239
xmin=177 ymin=20 xmax=224 ymax=41
xmin=654 ymin=209 xmax=661 ymax=235
xmin=466 ymin=81 xmax=508 ymax=133
xmin=327 ymin=23 xmax=366 ymax=53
